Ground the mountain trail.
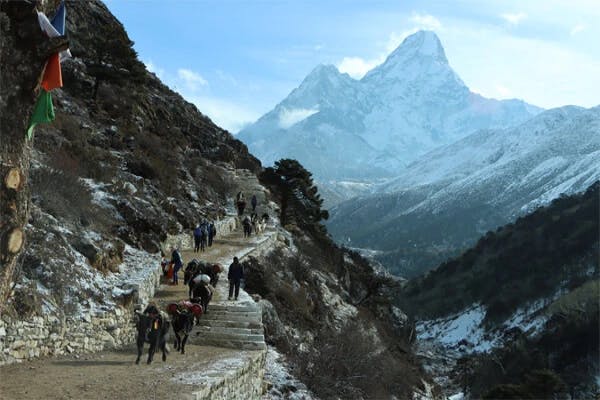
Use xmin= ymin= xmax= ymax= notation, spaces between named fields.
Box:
xmin=0 ymin=224 xmax=274 ymax=400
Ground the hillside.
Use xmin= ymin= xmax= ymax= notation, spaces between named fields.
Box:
xmin=238 ymin=31 xmax=540 ymax=184
xmin=398 ymin=183 xmax=599 ymax=398
xmin=0 ymin=2 xmax=433 ymax=398
xmin=328 ymin=105 xmax=600 ymax=277
xmin=5 ymin=0 xmax=259 ymax=323
xmin=242 ymin=159 xmax=432 ymax=399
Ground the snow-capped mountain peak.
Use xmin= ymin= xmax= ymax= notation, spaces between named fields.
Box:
xmin=363 ymin=30 xmax=463 ymax=90
xmin=238 ymin=30 xmax=541 ymax=181
xmin=387 ymin=30 xmax=448 ymax=64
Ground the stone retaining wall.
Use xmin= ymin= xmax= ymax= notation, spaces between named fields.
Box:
xmin=192 ymin=351 xmax=267 ymax=400
xmin=0 ymin=256 xmax=162 ymax=365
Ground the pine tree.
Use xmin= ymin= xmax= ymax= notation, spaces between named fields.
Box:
xmin=261 ymin=159 xmax=328 ymax=232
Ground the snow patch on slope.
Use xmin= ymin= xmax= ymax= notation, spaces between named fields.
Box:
xmin=417 ymin=305 xmax=493 ymax=352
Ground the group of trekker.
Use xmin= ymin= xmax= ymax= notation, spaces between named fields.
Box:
xmin=160 ymin=250 xmax=245 ymax=302
xmin=158 ymin=190 xmax=260 ymax=294
xmin=193 ymin=220 xmax=217 ymax=253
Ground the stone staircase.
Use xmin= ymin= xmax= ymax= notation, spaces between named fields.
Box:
xmin=187 ymin=222 xmax=280 ymax=353
xmin=197 ymin=304 xmax=266 ymax=350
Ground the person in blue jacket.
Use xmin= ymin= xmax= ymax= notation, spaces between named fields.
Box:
xmin=193 ymin=225 xmax=202 ymax=253
xmin=171 ymin=247 xmax=183 ymax=285
xmin=228 ymin=256 xmax=244 ymax=301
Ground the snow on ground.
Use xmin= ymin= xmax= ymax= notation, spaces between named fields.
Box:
xmin=263 ymin=346 xmax=314 ymax=400
xmin=502 ymin=298 xmax=548 ymax=335
xmin=81 ymin=178 xmax=117 ymax=210
xmin=417 ymin=305 xmax=494 ymax=352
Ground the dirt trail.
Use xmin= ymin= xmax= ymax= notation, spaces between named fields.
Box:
xmin=0 ymin=228 xmax=264 ymax=400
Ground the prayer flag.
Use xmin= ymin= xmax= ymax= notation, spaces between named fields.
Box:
xmin=50 ymin=2 xmax=66 ymax=35
xmin=27 ymin=89 xmax=55 ymax=139
xmin=41 ymin=53 xmax=63 ymax=91
xmin=37 ymin=11 xmax=71 ymax=60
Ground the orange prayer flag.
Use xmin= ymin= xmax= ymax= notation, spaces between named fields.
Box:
xmin=41 ymin=53 xmax=62 ymax=91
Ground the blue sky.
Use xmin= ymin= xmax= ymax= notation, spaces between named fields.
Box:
xmin=104 ymin=0 xmax=600 ymax=132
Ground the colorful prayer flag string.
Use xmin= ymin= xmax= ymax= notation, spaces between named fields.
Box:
xmin=27 ymin=2 xmax=69 ymax=139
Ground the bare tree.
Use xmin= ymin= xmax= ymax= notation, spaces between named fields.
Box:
xmin=0 ymin=1 xmax=68 ymax=313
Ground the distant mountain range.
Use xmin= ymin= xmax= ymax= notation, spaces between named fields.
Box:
xmin=238 ymin=30 xmax=541 ymax=182
xmin=400 ymin=183 xmax=599 ymax=398
xmin=327 ymin=105 xmax=600 ymax=277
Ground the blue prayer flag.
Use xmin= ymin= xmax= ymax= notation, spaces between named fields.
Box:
xmin=51 ymin=2 xmax=66 ymax=35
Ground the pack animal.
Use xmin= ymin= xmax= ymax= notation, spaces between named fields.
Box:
xmin=191 ymin=282 xmax=213 ymax=314
xmin=253 ymin=213 xmax=268 ymax=234
xmin=168 ymin=306 xmax=196 ymax=354
xmin=135 ymin=305 xmax=170 ymax=365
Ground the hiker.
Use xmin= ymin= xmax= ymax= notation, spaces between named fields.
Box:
xmin=251 ymin=194 xmax=257 ymax=212
xmin=208 ymin=221 xmax=216 ymax=247
xmin=228 ymin=256 xmax=244 ymax=301
xmin=193 ymin=224 xmax=202 ymax=253
xmin=236 ymin=191 xmax=246 ymax=216
xmin=171 ymin=246 xmax=183 ymax=285
xmin=200 ymin=221 xmax=208 ymax=252
xmin=242 ymin=215 xmax=252 ymax=238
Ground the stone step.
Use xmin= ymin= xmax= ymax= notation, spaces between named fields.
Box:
xmin=195 ymin=326 xmax=263 ymax=335
xmin=201 ymin=313 xmax=261 ymax=323
xmin=205 ymin=310 xmax=261 ymax=319
xmin=199 ymin=338 xmax=267 ymax=351
xmin=208 ymin=304 xmax=258 ymax=313
xmin=196 ymin=331 xmax=264 ymax=342
xmin=196 ymin=320 xmax=262 ymax=330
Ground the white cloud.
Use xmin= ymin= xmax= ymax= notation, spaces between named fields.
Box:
xmin=278 ymin=107 xmax=319 ymax=129
xmin=501 ymin=12 xmax=527 ymax=25
xmin=138 ymin=61 xmax=258 ymax=133
xmin=144 ymin=60 xmax=165 ymax=80
xmin=177 ymin=68 xmax=208 ymax=91
xmin=188 ymin=95 xmax=260 ymax=133
xmin=445 ymin=25 xmax=600 ymax=107
xmin=570 ymin=24 xmax=586 ymax=35
xmin=337 ymin=57 xmax=381 ymax=79
xmin=410 ymin=13 xmax=442 ymax=30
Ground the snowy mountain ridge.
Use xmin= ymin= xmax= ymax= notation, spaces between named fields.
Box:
xmin=327 ymin=105 xmax=600 ymax=277
xmin=238 ymin=30 xmax=541 ymax=182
